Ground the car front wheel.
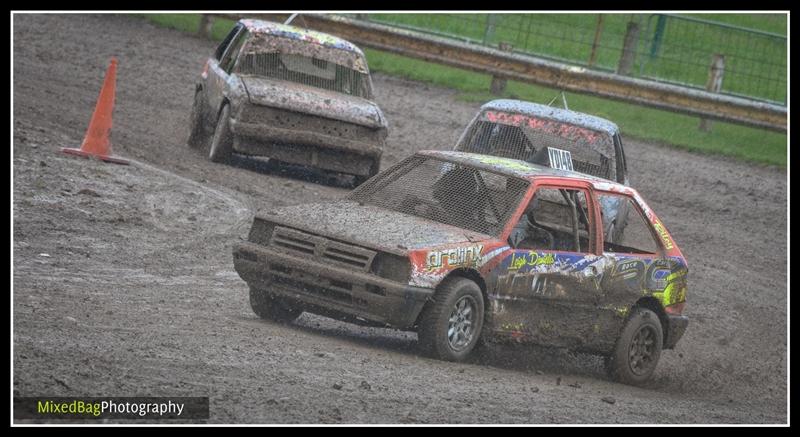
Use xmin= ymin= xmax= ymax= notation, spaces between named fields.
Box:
xmin=249 ymin=287 xmax=302 ymax=324
xmin=209 ymin=104 xmax=234 ymax=163
xmin=606 ymin=307 xmax=663 ymax=386
xmin=417 ymin=277 xmax=484 ymax=362
xmin=187 ymin=90 xmax=208 ymax=149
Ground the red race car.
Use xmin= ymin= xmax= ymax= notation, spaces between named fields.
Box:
xmin=233 ymin=151 xmax=688 ymax=385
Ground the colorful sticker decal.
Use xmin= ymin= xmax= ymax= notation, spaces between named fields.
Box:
xmin=652 ymin=219 xmax=675 ymax=250
xmin=242 ymin=19 xmax=359 ymax=52
xmin=470 ymin=155 xmax=536 ymax=172
xmin=649 ymin=268 xmax=670 ymax=290
xmin=409 ymin=242 xmax=510 ymax=289
xmin=242 ymin=25 xmax=369 ymax=73
xmin=508 ymin=251 xmax=556 ymax=271
xmin=613 ymin=258 xmax=645 ymax=280
xmin=493 ymin=252 xmax=614 ymax=301
xmin=658 ymin=269 xmax=688 ymax=307
xmin=483 ymin=110 xmax=603 ymax=145
xmin=426 ymin=245 xmax=484 ymax=272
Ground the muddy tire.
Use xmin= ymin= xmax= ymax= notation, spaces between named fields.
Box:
xmin=187 ymin=90 xmax=208 ymax=149
xmin=417 ymin=277 xmax=484 ymax=362
xmin=606 ymin=307 xmax=663 ymax=386
xmin=249 ymin=287 xmax=302 ymax=324
xmin=209 ymin=104 xmax=234 ymax=163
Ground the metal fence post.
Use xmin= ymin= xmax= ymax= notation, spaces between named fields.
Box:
xmin=649 ymin=14 xmax=667 ymax=60
xmin=490 ymin=42 xmax=513 ymax=95
xmin=588 ymin=14 xmax=605 ymax=67
xmin=699 ymin=54 xmax=726 ymax=132
xmin=198 ymin=14 xmax=215 ymax=39
xmin=617 ymin=21 xmax=640 ymax=76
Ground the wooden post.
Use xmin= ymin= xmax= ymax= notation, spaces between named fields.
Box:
xmin=198 ymin=15 xmax=214 ymax=39
xmin=490 ymin=42 xmax=513 ymax=95
xmin=588 ymin=14 xmax=605 ymax=68
xmin=699 ymin=54 xmax=725 ymax=132
xmin=617 ymin=21 xmax=640 ymax=76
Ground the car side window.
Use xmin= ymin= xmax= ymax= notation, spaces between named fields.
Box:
xmin=219 ymin=29 xmax=248 ymax=73
xmin=509 ymin=186 xmax=593 ymax=252
xmin=598 ymin=193 xmax=659 ymax=254
xmin=214 ymin=24 xmax=243 ymax=60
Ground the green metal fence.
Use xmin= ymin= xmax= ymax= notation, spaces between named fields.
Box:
xmin=354 ymin=13 xmax=787 ymax=105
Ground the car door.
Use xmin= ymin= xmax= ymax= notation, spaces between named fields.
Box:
xmin=595 ymin=191 xmax=680 ymax=334
xmin=488 ymin=180 xmax=608 ymax=349
xmin=205 ymin=23 xmax=246 ymax=120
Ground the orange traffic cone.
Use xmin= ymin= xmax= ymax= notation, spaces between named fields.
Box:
xmin=61 ymin=58 xmax=129 ymax=165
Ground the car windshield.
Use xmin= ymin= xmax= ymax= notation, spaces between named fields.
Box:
xmin=235 ymin=34 xmax=372 ymax=99
xmin=348 ymin=155 xmax=530 ymax=237
xmin=457 ymin=110 xmax=617 ymax=181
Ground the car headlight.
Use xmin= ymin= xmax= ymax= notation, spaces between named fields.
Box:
xmin=248 ymin=218 xmax=274 ymax=245
xmin=371 ymin=253 xmax=411 ymax=283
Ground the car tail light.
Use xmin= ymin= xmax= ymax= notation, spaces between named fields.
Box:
xmin=665 ymin=302 xmax=685 ymax=315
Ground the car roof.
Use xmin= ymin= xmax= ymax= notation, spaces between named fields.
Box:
xmin=480 ymin=99 xmax=620 ymax=136
xmin=419 ymin=150 xmax=629 ymax=190
xmin=238 ymin=19 xmax=364 ymax=56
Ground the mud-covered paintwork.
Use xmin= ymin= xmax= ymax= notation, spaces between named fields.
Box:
xmin=233 ymin=151 xmax=688 ymax=354
xmin=480 ymin=99 xmax=620 ymax=136
xmin=240 ymin=76 xmax=385 ymax=128
xmin=195 ymin=19 xmax=387 ymax=178
xmin=258 ymin=200 xmax=489 ymax=255
xmin=240 ymin=19 xmax=365 ymax=55
xmin=242 ymin=28 xmax=369 ymax=73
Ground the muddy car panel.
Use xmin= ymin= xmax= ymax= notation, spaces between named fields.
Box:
xmin=195 ymin=19 xmax=388 ymax=178
xmin=233 ymin=151 xmax=687 ymax=353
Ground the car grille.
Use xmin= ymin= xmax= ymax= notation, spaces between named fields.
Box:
xmin=269 ymin=226 xmax=376 ymax=271
xmin=244 ymin=106 xmax=377 ymax=142
xmin=268 ymin=263 xmax=369 ymax=308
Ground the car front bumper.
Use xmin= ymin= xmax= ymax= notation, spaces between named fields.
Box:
xmin=229 ymin=118 xmax=383 ymax=176
xmin=233 ymin=241 xmax=433 ymax=329
xmin=664 ymin=314 xmax=689 ymax=349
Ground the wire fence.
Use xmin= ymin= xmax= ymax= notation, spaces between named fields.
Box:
xmin=353 ymin=13 xmax=787 ymax=105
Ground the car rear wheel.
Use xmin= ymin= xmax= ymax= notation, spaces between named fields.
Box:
xmin=605 ymin=307 xmax=663 ymax=386
xmin=209 ymin=104 xmax=234 ymax=163
xmin=417 ymin=277 xmax=484 ymax=362
xmin=249 ymin=287 xmax=302 ymax=324
xmin=187 ymin=90 xmax=208 ymax=149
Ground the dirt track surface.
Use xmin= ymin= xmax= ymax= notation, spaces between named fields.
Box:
xmin=13 ymin=14 xmax=787 ymax=424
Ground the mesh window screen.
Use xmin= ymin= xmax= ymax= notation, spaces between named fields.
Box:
xmin=238 ymin=52 xmax=371 ymax=98
xmin=459 ymin=117 xmax=616 ymax=181
xmin=349 ymin=156 xmax=530 ymax=236
xmin=529 ymin=187 xmax=593 ymax=252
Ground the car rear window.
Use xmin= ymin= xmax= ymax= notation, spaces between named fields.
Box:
xmin=457 ymin=110 xmax=617 ymax=181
